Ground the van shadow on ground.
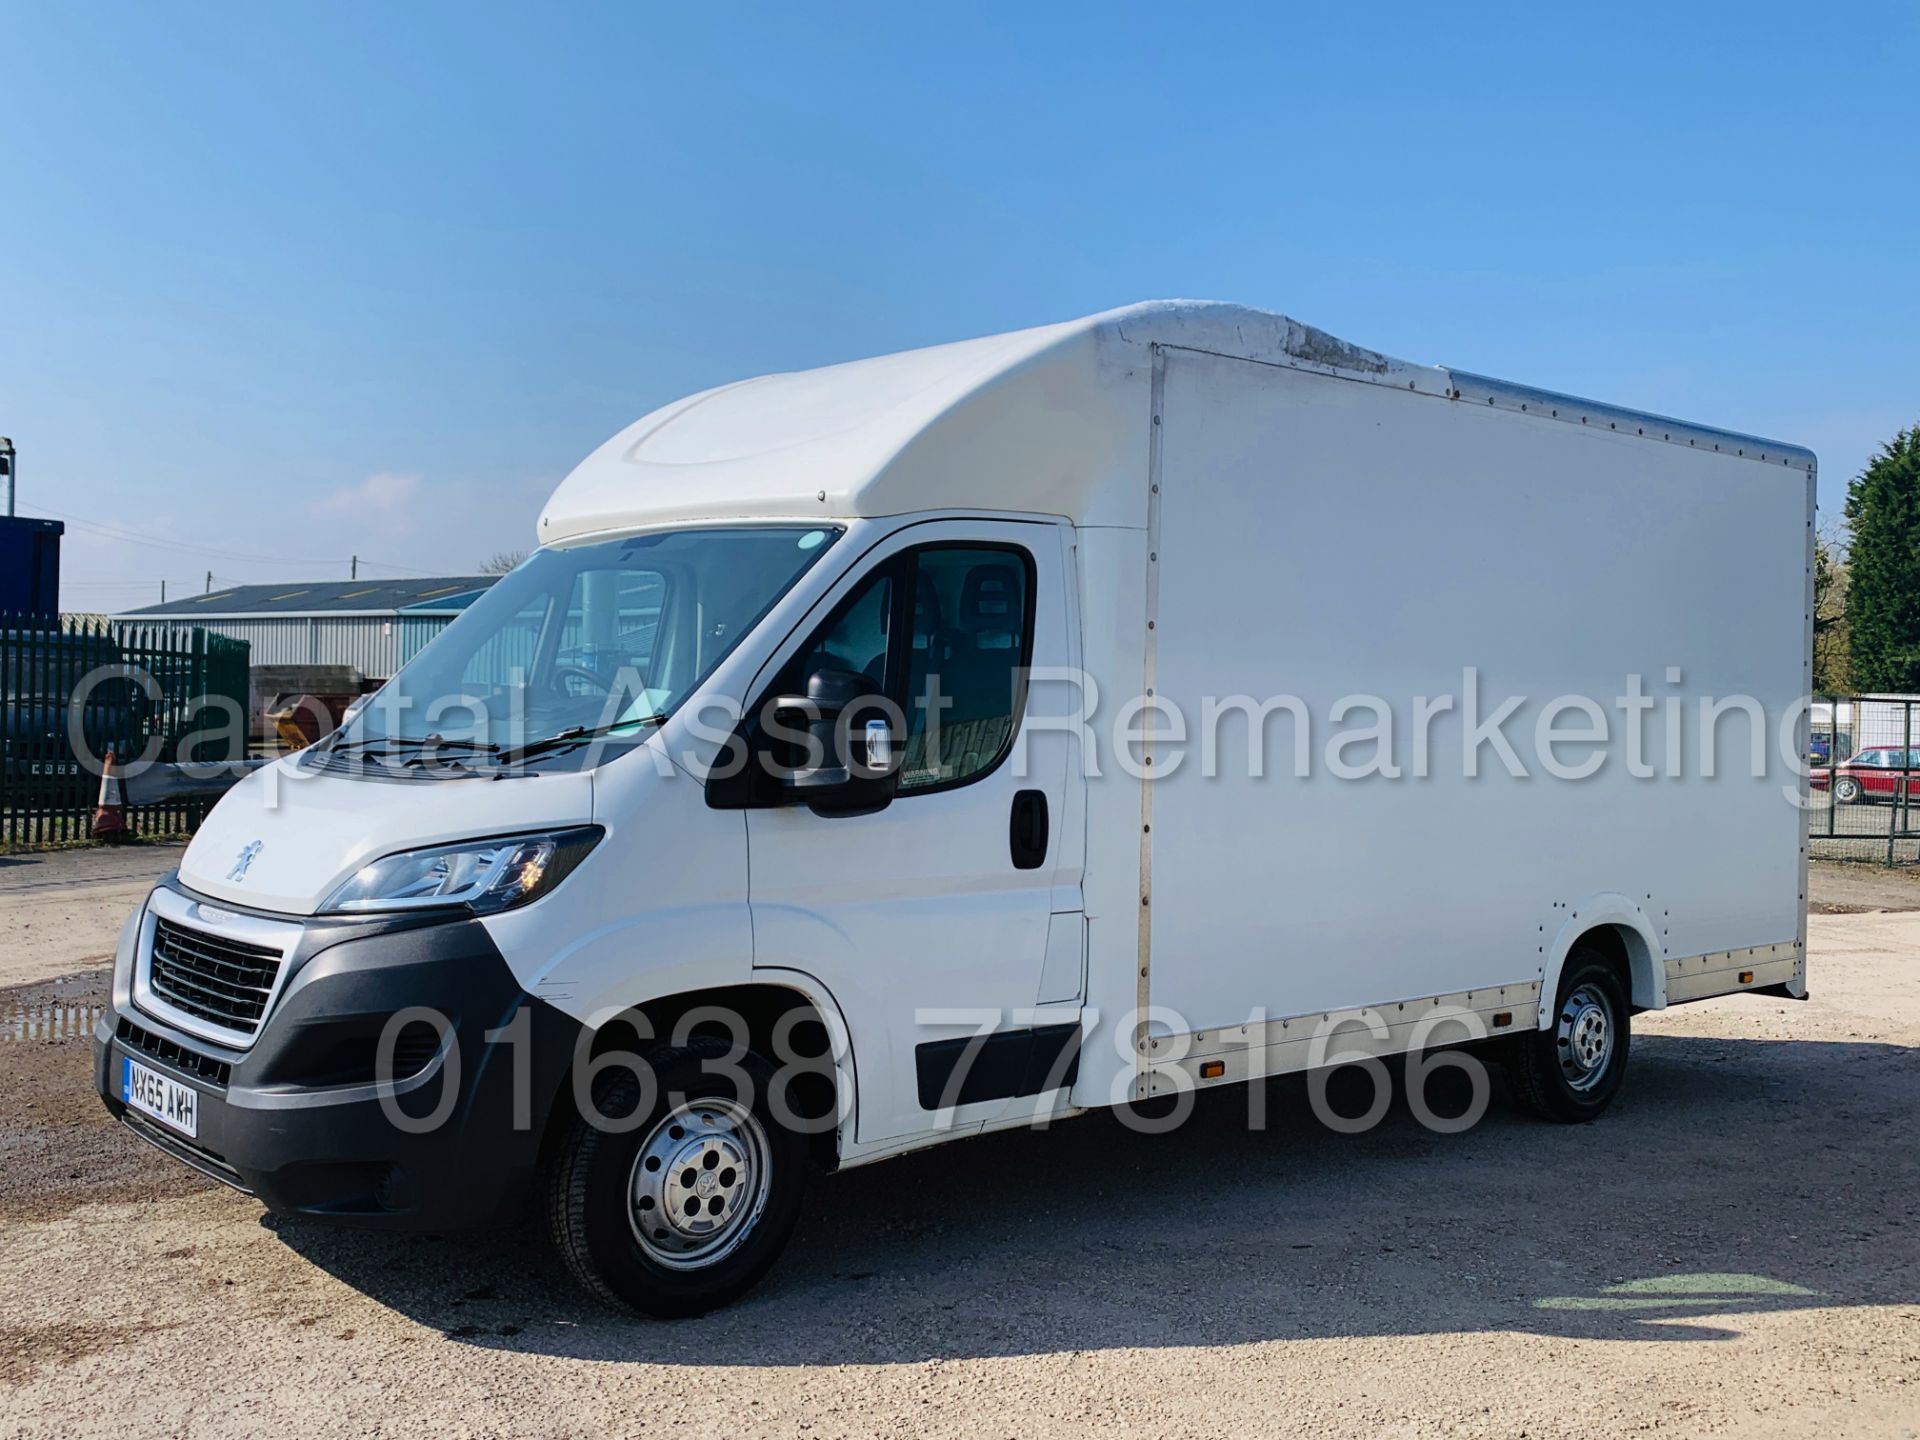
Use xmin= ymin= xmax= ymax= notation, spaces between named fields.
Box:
xmin=271 ymin=1030 xmax=1920 ymax=1364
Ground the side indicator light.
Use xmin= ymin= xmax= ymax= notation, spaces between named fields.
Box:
xmin=1199 ymin=1060 xmax=1226 ymax=1080
xmin=1739 ymin=970 xmax=1754 ymax=984
xmin=1492 ymin=1011 xmax=1513 ymax=1027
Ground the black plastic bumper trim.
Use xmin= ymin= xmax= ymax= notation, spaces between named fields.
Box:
xmin=97 ymin=901 xmax=584 ymax=1231
xmin=915 ymin=1022 xmax=1082 ymax=1110
xmin=117 ymin=1112 xmax=252 ymax=1193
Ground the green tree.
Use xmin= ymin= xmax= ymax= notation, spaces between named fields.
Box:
xmin=1844 ymin=426 xmax=1920 ymax=691
xmin=1813 ymin=523 xmax=1851 ymax=694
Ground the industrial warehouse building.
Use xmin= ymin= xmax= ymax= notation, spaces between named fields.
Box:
xmin=116 ymin=576 xmax=497 ymax=680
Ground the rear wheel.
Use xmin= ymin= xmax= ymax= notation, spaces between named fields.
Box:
xmin=547 ymin=1038 xmax=810 ymax=1317
xmin=1833 ymin=775 xmax=1863 ymax=804
xmin=1508 ymin=947 xmax=1631 ymax=1122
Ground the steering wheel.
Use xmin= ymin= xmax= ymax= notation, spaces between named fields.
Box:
xmin=550 ymin=663 xmax=616 ymax=698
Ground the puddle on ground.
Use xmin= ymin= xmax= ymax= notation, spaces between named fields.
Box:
xmin=7 ymin=1004 xmax=105 ymax=1042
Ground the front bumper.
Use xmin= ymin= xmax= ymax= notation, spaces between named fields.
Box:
xmin=95 ymin=882 xmax=583 ymax=1230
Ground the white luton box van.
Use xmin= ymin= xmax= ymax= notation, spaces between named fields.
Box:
xmin=97 ymin=301 xmax=1814 ymax=1314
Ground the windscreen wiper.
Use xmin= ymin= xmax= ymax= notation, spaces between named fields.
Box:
xmin=497 ymin=715 xmax=667 ymax=766
xmin=326 ymin=733 xmax=503 ymax=759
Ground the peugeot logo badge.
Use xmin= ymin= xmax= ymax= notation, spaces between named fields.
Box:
xmin=227 ymin=840 xmax=263 ymax=882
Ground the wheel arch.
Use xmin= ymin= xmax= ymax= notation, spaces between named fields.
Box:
xmin=540 ymin=974 xmax=857 ymax=1172
xmin=1538 ymin=894 xmax=1664 ymax=1026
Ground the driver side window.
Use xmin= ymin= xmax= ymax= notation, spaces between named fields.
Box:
xmin=792 ymin=567 xmax=896 ymax=695
xmin=756 ymin=540 xmax=1034 ymax=799
xmin=899 ymin=546 xmax=1032 ymax=792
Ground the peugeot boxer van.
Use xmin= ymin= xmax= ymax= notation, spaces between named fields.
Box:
xmin=97 ymin=301 xmax=1813 ymax=1315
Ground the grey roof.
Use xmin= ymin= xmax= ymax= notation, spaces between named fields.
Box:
xmin=117 ymin=576 xmax=498 ymax=618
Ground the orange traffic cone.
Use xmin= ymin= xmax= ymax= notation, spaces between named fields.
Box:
xmin=91 ymin=749 xmax=131 ymax=842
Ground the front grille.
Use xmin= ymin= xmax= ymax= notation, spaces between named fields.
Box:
xmin=148 ymin=917 xmax=284 ymax=1037
xmin=116 ymin=1016 xmax=233 ymax=1087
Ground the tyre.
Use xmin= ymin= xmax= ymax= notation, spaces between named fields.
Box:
xmin=1833 ymin=776 xmax=1863 ymax=804
xmin=547 ymin=1037 xmax=810 ymax=1317
xmin=1508 ymin=946 xmax=1631 ymax=1123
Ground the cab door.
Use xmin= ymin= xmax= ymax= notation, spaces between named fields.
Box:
xmin=745 ymin=519 xmax=1081 ymax=1144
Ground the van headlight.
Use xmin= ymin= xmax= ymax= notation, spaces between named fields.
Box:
xmin=321 ymin=827 xmax=603 ymax=915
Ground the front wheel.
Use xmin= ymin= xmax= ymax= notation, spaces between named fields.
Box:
xmin=1508 ymin=949 xmax=1631 ymax=1122
xmin=1833 ymin=776 xmax=1863 ymax=804
xmin=547 ymin=1039 xmax=810 ymax=1317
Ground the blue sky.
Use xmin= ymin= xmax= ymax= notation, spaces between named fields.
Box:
xmin=3 ymin=2 xmax=1915 ymax=611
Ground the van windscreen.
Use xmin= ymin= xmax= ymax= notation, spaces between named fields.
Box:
xmin=329 ymin=525 xmax=838 ymax=769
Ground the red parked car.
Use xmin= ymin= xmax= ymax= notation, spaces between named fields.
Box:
xmin=1812 ymin=745 xmax=1920 ymax=803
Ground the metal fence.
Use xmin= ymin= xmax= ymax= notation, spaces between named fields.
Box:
xmin=0 ymin=615 xmax=250 ymax=850
xmin=1805 ymin=693 xmax=1920 ymax=864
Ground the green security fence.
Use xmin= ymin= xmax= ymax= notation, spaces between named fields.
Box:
xmin=0 ymin=615 xmax=250 ymax=850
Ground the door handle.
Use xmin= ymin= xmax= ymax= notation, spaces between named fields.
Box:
xmin=1010 ymin=789 xmax=1049 ymax=870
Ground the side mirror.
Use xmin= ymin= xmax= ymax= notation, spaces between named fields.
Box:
xmin=763 ymin=668 xmax=898 ymax=812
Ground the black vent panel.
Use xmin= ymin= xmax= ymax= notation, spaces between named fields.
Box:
xmin=148 ymin=918 xmax=284 ymax=1036
xmin=116 ymin=1016 xmax=233 ymax=1087
xmin=303 ymin=746 xmax=374 ymax=776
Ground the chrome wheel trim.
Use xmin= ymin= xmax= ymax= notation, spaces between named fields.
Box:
xmin=1556 ymin=984 xmax=1615 ymax=1094
xmin=627 ymin=1096 xmax=772 ymax=1271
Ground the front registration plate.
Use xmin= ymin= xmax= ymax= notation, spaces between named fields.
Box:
xmin=122 ymin=1056 xmax=199 ymax=1139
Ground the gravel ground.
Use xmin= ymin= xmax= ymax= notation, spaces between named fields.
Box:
xmin=1 ymin=848 xmax=1916 ymax=1438
xmin=1808 ymin=859 xmax=1920 ymax=913
xmin=0 ymin=842 xmax=183 ymax=989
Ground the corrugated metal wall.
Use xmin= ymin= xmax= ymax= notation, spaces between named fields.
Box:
xmin=130 ymin=615 xmax=457 ymax=679
xmin=397 ymin=615 xmax=451 ymax=667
